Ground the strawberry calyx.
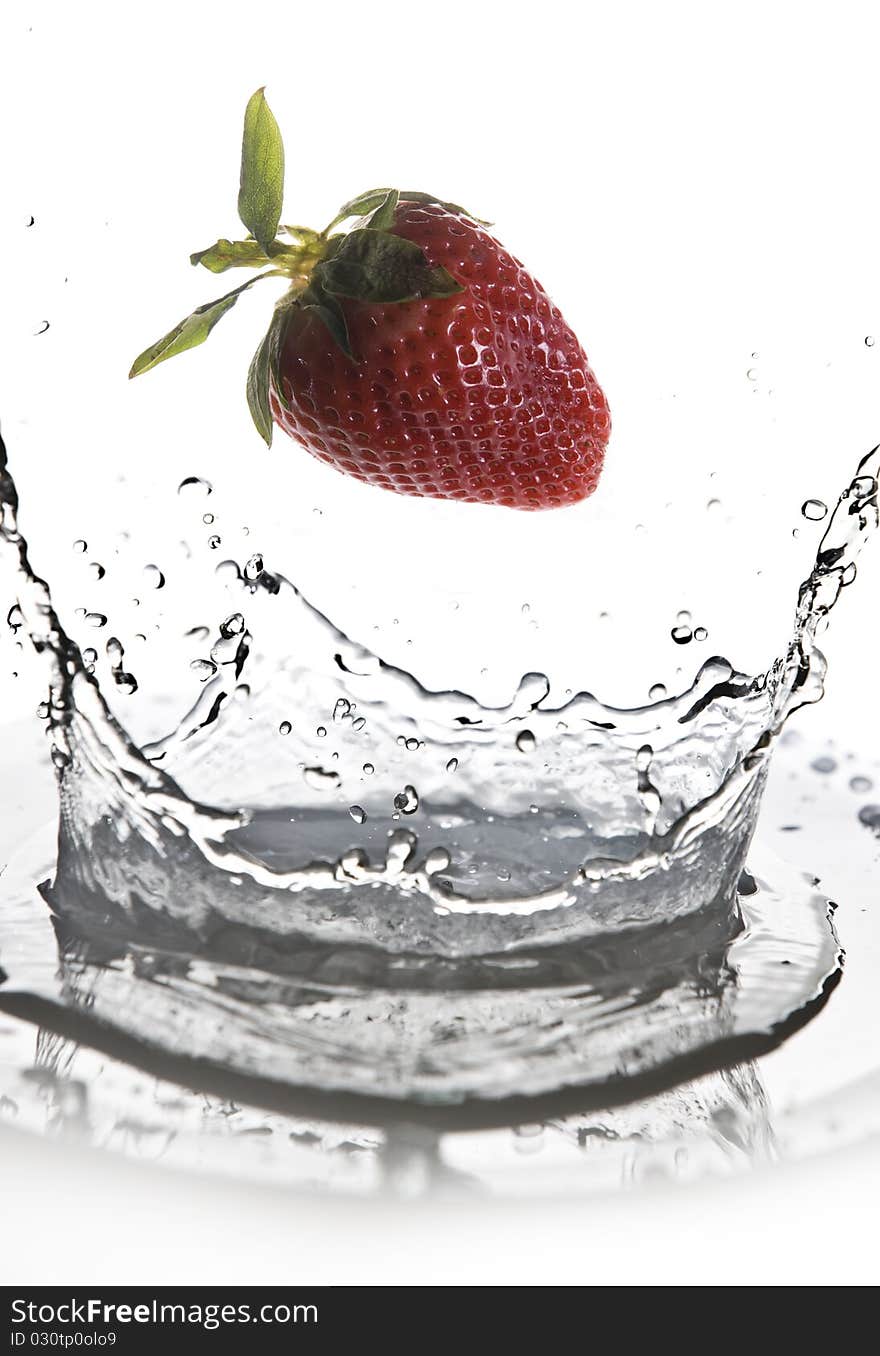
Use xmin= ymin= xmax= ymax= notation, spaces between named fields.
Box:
xmin=129 ymin=89 xmax=484 ymax=446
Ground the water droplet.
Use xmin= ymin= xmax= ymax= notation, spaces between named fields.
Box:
xmin=34 ymin=320 xmax=50 ymax=336
xmin=190 ymin=658 xmax=217 ymax=681
xmin=244 ymin=553 xmax=264 ymax=582
xmin=177 ymin=476 xmax=213 ymax=497
xmin=363 ymin=762 xmax=375 ymax=776
xmin=866 ymin=336 xmax=875 ymax=348
xmin=857 ymin=804 xmax=880 ymax=835
xmin=219 ymin=611 xmax=245 ymax=638
xmin=801 ymin=499 xmax=828 ymax=522
xmin=671 ymin=625 xmax=692 ymax=645
xmin=208 ymin=535 xmax=221 ymax=549
xmin=106 ymin=636 xmax=124 ymax=666
xmin=349 ymin=805 xmax=367 ymax=824
xmin=515 ymin=730 xmax=536 ymax=753
xmin=811 ymin=755 xmax=837 ymax=774
xmin=303 ymin=766 xmax=341 ymax=792
xmin=694 ymin=626 xmax=708 ymax=642
xmin=649 ymin=683 xmax=667 ymax=701
xmin=279 ymin=721 xmax=292 ymax=736
xmin=850 ymin=775 xmax=873 ymax=793
xmin=393 ymin=784 xmax=419 ymax=815
xmin=84 ymin=612 xmax=107 ymax=629
xmin=446 ymin=757 xmax=458 ymax=773
xmin=316 ymin=725 xmax=327 ymax=737
xmin=89 ymin=562 xmax=105 ymax=581
xmin=144 ymin=564 xmax=165 ymax=589
xmin=424 ymin=847 xmax=451 ymax=874
xmin=72 ymin=539 xmax=87 ymax=554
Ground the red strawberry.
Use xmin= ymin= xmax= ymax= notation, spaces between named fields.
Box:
xmin=131 ymin=90 xmax=610 ymax=511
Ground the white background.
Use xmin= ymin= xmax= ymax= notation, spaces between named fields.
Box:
xmin=2 ymin=0 xmax=880 ymax=1286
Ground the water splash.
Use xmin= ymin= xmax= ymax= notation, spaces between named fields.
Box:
xmin=0 ymin=428 xmax=876 ymax=1104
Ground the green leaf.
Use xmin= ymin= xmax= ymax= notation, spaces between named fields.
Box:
xmin=317 ymin=229 xmax=462 ymax=304
xmin=246 ymin=310 xmax=288 ymax=445
xmin=299 ymin=280 xmax=356 ymax=361
xmin=323 ymin=187 xmax=396 ymax=235
xmin=190 ymin=238 xmax=269 ymax=273
xmin=362 ymin=188 xmax=399 ymax=231
xmin=128 ymin=274 xmax=270 ymax=378
xmin=238 ymin=88 xmax=285 ymax=253
xmin=324 ymin=186 xmax=489 ymax=235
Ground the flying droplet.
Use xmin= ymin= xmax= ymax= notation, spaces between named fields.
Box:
xmin=190 ymin=658 xmax=217 ymax=681
xmin=351 ymin=716 xmax=366 ymax=732
xmin=671 ymin=625 xmax=692 ymax=645
xmin=82 ymin=647 xmax=97 ymax=667
xmin=746 ymin=367 xmax=757 ymax=381
xmin=208 ymin=535 xmax=221 ymax=549
xmin=404 ymin=736 xmax=420 ymax=751
xmin=84 ymin=612 xmax=107 ymax=629
xmin=446 ymin=757 xmax=458 ymax=773
xmin=801 ymin=499 xmax=828 ymax=522
xmin=393 ymin=784 xmax=419 ymax=815
xmin=811 ymin=755 xmax=837 ymax=774
xmin=6 ymin=604 xmax=23 ymax=633
xmin=144 ymin=564 xmax=165 ymax=589
xmin=349 ymin=805 xmax=367 ymax=825
xmin=36 ymin=701 xmax=50 ymax=720
xmin=649 ymin=683 xmax=667 ymax=701
xmin=515 ymin=730 xmax=536 ymax=753
xmin=333 ymin=698 xmax=351 ymax=722
xmin=34 ymin=320 xmax=50 ymax=335
xmin=316 ymin=725 xmax=327 ymax=737
xmin=858 ymin=804 xmax=880 ymax=835
xmin=279 ymin=721 xmax=292 ymax=735
xmin=219 ymin=612 xmax=245 ymax=638
xmin=706 ymin=498 xmax=721 ymax=512
xmin=89 ymin=562 xmax=106 ymax=581
xmin=849 ymin=775 xmax=873 ymax=793
xmin=866 ymin=336 xmax=875 ymax=348
xmin=244 ymin=553 xmax=264 ymax=582
xmin=25 ymin=215 xmax=35 ymax=228
xmin=363 ymin=762 xmax=375 ymax=775
xmin=694 ymin=626 xmax=708 ymax=642
xmin=113 ymin=671 xmax=138 ymax=695
xmin=72 ymin=539 xmax=87 ymax=553
xmin=202 ymin=513 xmax=214 ymax=525
xmin=177 ymin=476 xmax=213 ymax=497
xmin=303 ymin=766 xmax=341 ymax=791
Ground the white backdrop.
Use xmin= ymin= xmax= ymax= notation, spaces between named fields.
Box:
xmin=1 ymin=0 xmax=879 ymax=1286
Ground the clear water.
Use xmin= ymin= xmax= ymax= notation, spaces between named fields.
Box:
xmin=0 ymin=427 xmax=877 ymax=1111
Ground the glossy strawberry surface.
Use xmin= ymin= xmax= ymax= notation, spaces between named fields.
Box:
xmin=270 ymin=203 xmax=610 ymax=510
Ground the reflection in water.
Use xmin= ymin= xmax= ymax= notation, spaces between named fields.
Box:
xmin=12 ymin=1016 xmax=772 ymax=1196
